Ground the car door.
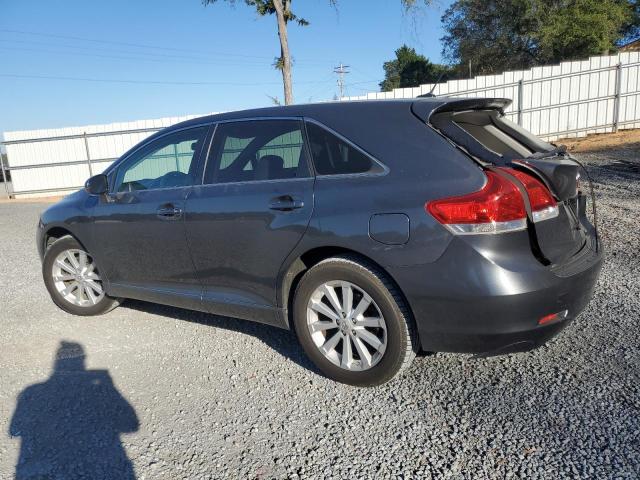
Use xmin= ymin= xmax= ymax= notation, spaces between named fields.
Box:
xmin=184 ymin=119 xmax=314 ymax=326
xmin=91 ymin=125 xmax=210 ymax=310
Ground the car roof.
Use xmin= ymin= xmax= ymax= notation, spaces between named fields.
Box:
xmin=169 ymin=98 xmax=442 ymax=130
xmin=167 ymin=97 xmax=511 ymax=132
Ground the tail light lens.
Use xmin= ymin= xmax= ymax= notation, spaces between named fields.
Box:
xmin=538 ymin=309 xmax=568 ymax=325
xmin=426 ymin=168 xmax=558 ymax=235
xmin=426 ymin=171 xmax=527 ymax=235
xmin=505 ymin=168 xmax=559 ymax=223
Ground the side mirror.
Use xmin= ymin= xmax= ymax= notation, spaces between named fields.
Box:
xmin=84 ymin=174 xmax=109 ymax=195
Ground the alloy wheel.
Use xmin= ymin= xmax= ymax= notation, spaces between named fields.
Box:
xmin=52 ymin=249 xmax=105 ymax=307
xmin=306 ymin=280 xmax=387 ymax=371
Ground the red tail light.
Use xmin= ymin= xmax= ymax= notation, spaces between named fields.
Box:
xmin=505 ymin=168 xmax=558 ymax=223
xmin=426 ymin=168 xmax=558 ymax=235
xmin=538 ymin=309 xmax=568 ymax=325
xmin=426 ymin=171 xmax=527 ymax=235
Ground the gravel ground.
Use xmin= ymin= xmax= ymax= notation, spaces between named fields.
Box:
xmin=0 ymin=150 xmax=638 ymax=479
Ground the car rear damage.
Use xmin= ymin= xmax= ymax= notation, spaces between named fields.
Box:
xmin=413 ymin=98 xmax=599 ymax=265
xmin=395 ymin=98 xmax=604 ymax=356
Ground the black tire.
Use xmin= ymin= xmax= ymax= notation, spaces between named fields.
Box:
xmin=293 ymin=255 xmax=417 ymax=387
xmin=43 ymin=236 xmax=120 ymax=316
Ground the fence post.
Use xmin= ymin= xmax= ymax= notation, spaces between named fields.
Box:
xmin=0 ymin=149 xmax=10 ymax=199
xmin=517 ymin=79 xmax=524 ymax=126
xmin=612 ymin=62 xmax=623 ymax=132
xmin=83 ymin=132 xmax=93 ymax=176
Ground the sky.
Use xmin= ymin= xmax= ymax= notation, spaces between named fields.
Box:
xmin=0 ymin=0 xmax=454 ymax=135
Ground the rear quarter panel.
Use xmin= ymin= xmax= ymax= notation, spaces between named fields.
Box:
xmin=279 ymin=104 xmax=487 ymax=308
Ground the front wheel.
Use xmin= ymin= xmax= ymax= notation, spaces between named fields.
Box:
xmin=293 ymin=255 xmax=417 ymax=387
xmin=42 ymin=236 xmax=120 ymax=316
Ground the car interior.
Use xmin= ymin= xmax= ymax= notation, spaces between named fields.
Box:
xmin=211 ymin=123 xmax=306 ymax=183
xmin=117 ymin=135 xmax=204 ymax=192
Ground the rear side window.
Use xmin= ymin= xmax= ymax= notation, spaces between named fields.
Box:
xmin=204 ymin=120 xmax=309 ymax=184
xmin=305 ymin=122 xmax=381 ymax=176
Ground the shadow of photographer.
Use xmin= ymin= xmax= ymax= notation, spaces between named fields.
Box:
xmin=9 ymin=341 xmax=139 ymax=479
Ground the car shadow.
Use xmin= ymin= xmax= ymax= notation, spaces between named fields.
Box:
xmin=9 ymin=341 xmax=139 ymax=480
xmin=122 ymin=299 xmax=320 ymax=375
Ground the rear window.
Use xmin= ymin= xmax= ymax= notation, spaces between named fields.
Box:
xmin=431 ymin=109 xmax=554 ymax=162
xmin=305 ymin=122 xmax=382 ymax=175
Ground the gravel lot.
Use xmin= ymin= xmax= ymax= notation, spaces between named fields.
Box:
xmin=0 ymin=149 xmax=638 ymax=479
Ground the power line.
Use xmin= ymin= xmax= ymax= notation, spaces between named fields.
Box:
xmin=0 ymin=45 xmax=274 ymax=68
xmin=0 ymin=38 xmax=268 ymax=64
xmin=0 ymin=28 xmax=273 ymax=60
xmin=0 ymin=29 xmax=337 ymax=65
xmin=0 ymin=72 xmax=336 ymax=87
xmin=297 ymin=73 xmax=338 ymax=102
xmin=344 ymin=80 xmax=381 ymax=87
xmin=349 ymin=65 xmax=382 ymax=84
xmin=0 ymin=43 xmax=337 ymax=73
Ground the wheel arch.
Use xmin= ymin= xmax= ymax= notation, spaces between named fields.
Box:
xmin=42 ymin=225 xmax=94 ymax=259
xmin=41 ymin=225 xmax=114 ymax=293
xmin=42 ymin=225 xmax=96 ymax=275
xmin=279 ymin=246 xmax=415 ymax=331
xmin=43 ymin=226 xmax=76 ymax=250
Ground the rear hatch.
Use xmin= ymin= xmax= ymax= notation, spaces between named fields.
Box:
xmin=413 ymin=98 xmax=597 ymax=266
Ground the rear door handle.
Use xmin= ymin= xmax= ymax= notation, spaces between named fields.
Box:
xmin=157 ymin=204 xmax=183 ymax=220
xmin=269 ymin=195 xmax=304 ymax=211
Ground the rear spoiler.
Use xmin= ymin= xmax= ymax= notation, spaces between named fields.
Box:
xmin=412 ymin=98 xmax=512 ymax=122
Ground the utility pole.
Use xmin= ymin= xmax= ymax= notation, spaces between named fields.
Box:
xmin=334 ymin=63 xmax=350 ymax=99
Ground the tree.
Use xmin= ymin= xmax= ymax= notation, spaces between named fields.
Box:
xmin=621 ymin=0 xmax=640 ymax=42
xmin=203 ymin=0 xmax=311 ymax=105
xmin=380 ymin=45 xmax=454 ymax=91
xmin=203 ymin=1 xmax=433 ymax=104
xmin=441 ymin=0 xmax=637 ymax=76
xmin=538 ymin=0 xmax=634 ymax=60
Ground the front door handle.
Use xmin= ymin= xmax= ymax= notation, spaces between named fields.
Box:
xmin=157 ymin=204 xmax=183 ymax=220
xmin=269 ymin=195 xmax=304 ymax=212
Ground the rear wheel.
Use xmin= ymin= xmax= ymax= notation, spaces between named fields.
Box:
xmin=43 ymin=236 xmax=120 ymax=316
xmin=293 ymin=255 xmax=417 ymax=387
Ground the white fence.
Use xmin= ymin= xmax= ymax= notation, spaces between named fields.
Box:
xmin=2 ymin=51 xmax=640 ymax=197
xmin=343 ymin=51 xmax=640 ymax=141
xmin=1 ymin=114 xmax=210 ymax=197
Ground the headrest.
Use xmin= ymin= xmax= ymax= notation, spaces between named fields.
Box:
xmin=257 ymin=155 xmax=284 ymax=170
xmin=255 ymin=155 xmax=285 ymax=180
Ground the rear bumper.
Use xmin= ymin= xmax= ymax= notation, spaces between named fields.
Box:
xmin=389 ymin=233 xmax=603 ymax=355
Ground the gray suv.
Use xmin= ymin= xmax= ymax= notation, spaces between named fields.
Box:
xmin=37 ymin=98 xmax=603 ymax=386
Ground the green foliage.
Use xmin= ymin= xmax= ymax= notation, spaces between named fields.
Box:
xmin=538 ymin=0 xmax=633 ymax=59
xmin=441 ymin=0 xmax=638 ymax=76
xmin=380 ymin=45 xmax=455 ymax=91
xmin=622 ymin=0 xmax=640 ymax=41
xmin=202 ymin=0 xmax=309 ymax=26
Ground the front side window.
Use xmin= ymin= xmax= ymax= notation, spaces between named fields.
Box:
xmin=115 ymin=126 xmax=208 ymax=192
xmin=205 ymin=120 xmax=309 ymax=184
xmin=305 ymin=122 xmax=380 ymax=175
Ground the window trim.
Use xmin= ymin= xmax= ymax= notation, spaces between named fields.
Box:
xmin=109 ymin=124 xmax=212 ymax=194
xmin=200 ymin=117 xmax=314 ymax=186
xmin=302 ymin=118 xmax=389 ymax=179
